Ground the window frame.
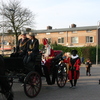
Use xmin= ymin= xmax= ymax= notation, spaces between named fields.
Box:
xmin=47 ymin=38 xmax=52 ymax=44
xmin=86 ymin=30 xmax=92 ymax=33
xmin=86 ymin=36 xmax=94 ymax=43
xmin=71 ymin=37 xmax=78 ymax=43
xmin=72 ymin=31 xmax=77 ymax=33
xmin=58 ymin=37 xmax=64 ymax=43
xmin=46 ymin=32 xmax=50 ymax=35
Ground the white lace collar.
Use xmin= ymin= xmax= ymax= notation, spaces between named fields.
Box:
xmin=71 ymin=54 xmax=79 ymax=59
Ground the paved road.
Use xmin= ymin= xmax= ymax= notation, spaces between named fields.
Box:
xmin=5 ymin=64 xmax=100 ymax=100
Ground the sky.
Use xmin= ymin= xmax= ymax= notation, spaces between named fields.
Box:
xmin=7 ymin=0 xmax=100 ymax=29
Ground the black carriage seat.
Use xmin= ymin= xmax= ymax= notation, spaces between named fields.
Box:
xmin=35 ymin=53 xmax=42 ymax=62
xmin=34 ymin=53 xmax=42 ymax=75
xmin=28 ymin=53 xmax=42 ymax=65
xmin=24 ymin=53 xmax=42 ymax=74
xmin=4 ymin=57 xmax=24 ymax=71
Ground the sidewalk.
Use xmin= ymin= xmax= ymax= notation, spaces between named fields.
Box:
xmin=81 ymin=63 xmax=100 ymax=67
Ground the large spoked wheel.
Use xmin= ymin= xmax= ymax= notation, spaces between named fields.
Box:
xmin=57 ymin=63 xmax=67 ymax=88
xmin=24 ymin=71 xmax=41 ymax=98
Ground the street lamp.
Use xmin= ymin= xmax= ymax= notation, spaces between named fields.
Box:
xmin=96 ymin=21 xmax=100 ymax=65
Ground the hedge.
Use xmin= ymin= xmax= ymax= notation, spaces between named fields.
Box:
xmin=39 ymin=44 xmax=100 ymax=64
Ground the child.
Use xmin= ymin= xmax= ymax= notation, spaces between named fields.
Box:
xmin=63 ymin=52 xmax=71 ymax=74
xmin=85 ymin=58 xmax=92 ymax=76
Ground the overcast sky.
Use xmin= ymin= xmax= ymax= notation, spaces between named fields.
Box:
xmin=12 ymin=0 xmax=100 ymax=29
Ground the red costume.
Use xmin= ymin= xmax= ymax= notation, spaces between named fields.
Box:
xmin=45 ymin=49 xmax=55 ymax=73
xmin=64 ymin=57 xmax=70 ymax=64
xmin=64 ymin=49 xmax=81 ymax=88
xmin=42 ymin=38 xmax=55 ymax=73
xmin=64 ymin=57 xmax=81 ymax=80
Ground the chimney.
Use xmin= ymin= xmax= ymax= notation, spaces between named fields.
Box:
xmin=8 ymin=29 xmax=13 ymax=33
xmin=26 ymin=28 xmax=31 ymax=32
xmin=47 ymin=26 xmax=52 ymax=30
xmin=71 ymin=24 xmax=76 ymax=28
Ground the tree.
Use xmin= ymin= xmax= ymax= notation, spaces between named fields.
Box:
xmin=0 ymin=0 xmax=35 ymax=46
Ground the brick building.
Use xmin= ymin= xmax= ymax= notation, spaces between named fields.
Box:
xmin=0 ymin=34 xmax=15 ymax=50
xmin=0 ymin=24 xmax=100 ymax=49
xmin=33 ymin=24 xmax=100 ymax=47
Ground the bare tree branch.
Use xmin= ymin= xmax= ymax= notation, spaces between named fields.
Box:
xmin=0 ymin=0 xmax=35 ymax=45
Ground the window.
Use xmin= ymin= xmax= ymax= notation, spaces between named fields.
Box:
xmin=47 ymin=38 xmax=51 ymax=44
xmin=58 ymin=32 xmax=64 ymax=34
xmin=71 ymin=37 xmax=78 ymax=43
xmin=86 ymin=36 xmax=93 ymax=43
xmin=58 ymin=37 xmax=64 ymax=43
xmin=72 ymin=31 xmax=77 ymax=33
xmin=86 ymin=30 xmax=92 ymax=32
xmin=46 ymin=32 xmax=50 ymax=35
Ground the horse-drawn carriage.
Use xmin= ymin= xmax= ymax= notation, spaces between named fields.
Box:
xmin=0 ymin=50 xmax=67 ymax=99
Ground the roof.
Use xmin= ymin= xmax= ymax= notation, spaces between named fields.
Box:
xmin=32 ymin=25 xmax=97 ymax=33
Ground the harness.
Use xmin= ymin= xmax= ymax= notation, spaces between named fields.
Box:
xmin=19 ymin=39 xmax=29 ymax=47
xmin=29 ymin=39 xmax=37 ymax=49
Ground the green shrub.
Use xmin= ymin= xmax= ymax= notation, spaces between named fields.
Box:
xmin=39 ymin=44 xmax=99 ymax=64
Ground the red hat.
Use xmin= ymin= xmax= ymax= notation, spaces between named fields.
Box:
xmin=42 ymin=38 xmax=48 ymax=45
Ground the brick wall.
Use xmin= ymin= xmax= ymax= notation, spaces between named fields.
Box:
xmin=36 ymin=29 xmax=97 ymax=47
xmin=0 ymin=27 xmax=99 ymax=48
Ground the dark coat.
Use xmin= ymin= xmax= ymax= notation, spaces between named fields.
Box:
xmin=27 ymin=38 xmax=39 ymax=54
xmin=24 ymin=38 xmax=39 ymax=62
xmin=16 ymin=38 xmax=29 ymax=53
xmin=68 ymin=57 xmax=81 ymax=80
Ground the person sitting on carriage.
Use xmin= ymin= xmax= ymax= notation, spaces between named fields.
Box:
xmin=23 ymin=32 xmax=39 ymax=65
xmin=11 ymin=31 xmax=29 ymax=58
xmin=42 ymin=38 xmax=55 ymax=72
xmin=41 ymin=38 xmax=55 ymax=85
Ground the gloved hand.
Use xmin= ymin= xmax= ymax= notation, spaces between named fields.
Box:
xmin=69 ymin=66 xmax=76 ymax=70
xmin=73 ymin=67 xmax=76 ymax=70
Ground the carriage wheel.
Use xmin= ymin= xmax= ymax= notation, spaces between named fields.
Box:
xmin=24 ymin=71 xmax=41 ymax=98
xmin=57 ymin=65 xmax=67 ymax=88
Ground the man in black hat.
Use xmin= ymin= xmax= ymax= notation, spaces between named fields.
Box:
xmin=11 ymin=31 xmax=29 ymax=57
xmin=68 ymin=49 xmax=81 ymax=89
xmin=23 ymin=32 xmax=39 ymax=64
